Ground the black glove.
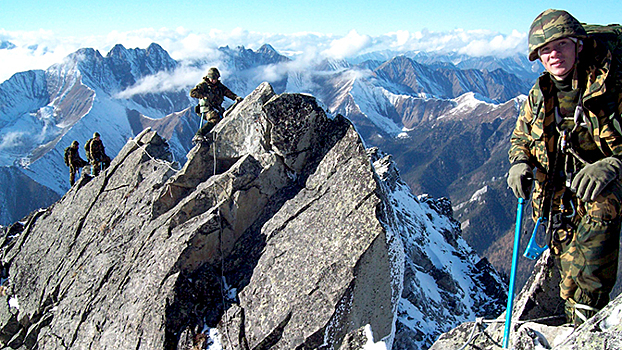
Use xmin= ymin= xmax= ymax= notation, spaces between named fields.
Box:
xmin=571 ymin=157 xmax=622 ymax=201
xmin=507 ymin=162 xmax=533 ymax=199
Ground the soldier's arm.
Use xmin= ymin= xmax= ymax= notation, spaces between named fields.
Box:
xmin=599 ymin=116 xmax=622 ymax=157
xmin=222 ymin=84 xmax=239 ymax=101
xmin=190 ymin=82 xmax=206 ymax=99
xmin=68 ymin=151 xmax=76 ymax=164
xmin=508 ymin=95 xmax=536 ymax=165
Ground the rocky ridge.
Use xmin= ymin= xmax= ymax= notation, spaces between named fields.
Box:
xmin=0 ymin=83 xmax=506 ymax=349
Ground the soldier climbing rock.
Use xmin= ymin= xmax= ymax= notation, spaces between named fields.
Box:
xmin=190 ymin=67 xmax=243 ymax=143
xmin=87 ymin=132 xmax=111 ymax=176
xmin=64 ymin=140 xmax=89 ymax=186
xmin=508 ymin=9 xmax=622 ymax=325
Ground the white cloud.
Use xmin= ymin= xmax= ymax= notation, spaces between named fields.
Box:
xmin=0 ymin=131 xmax=27 ymax=150
xmin=458 ymin=29 xmax=527 ymax=57
xmin=322 ymin=30 xmax=373 ymax=59
xmin=115 ymin=63 xmax=206 ymax=99
xmin=0 ymin=27 xmax=528 ymax=84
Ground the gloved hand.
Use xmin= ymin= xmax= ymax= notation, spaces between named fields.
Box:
xmin=571 ymin=156 xmax=622 ymax=201
xmin=507 ymin=162 xmax=533 ymax=199
xmin=236 ymin=96 xmax=244 ymax=103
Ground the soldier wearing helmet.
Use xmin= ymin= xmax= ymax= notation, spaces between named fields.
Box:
xmin=88 ymin=132 xmax=111 ymax=176
xmin=508 ymin=9 xmax=622 ymax=325
xmin=64 ymin=140 xmax=89 ymax=186
xmin=190 ymin=67 xmax=244 ymax=143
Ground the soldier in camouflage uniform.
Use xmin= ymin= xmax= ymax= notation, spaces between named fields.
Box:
xmin=508 ymin=9 xmax=622 ymax=325
xmin=65 ymin=140 xmax=89 ymax=186
xmin=88 ymin=132 xmax=111 ymax=176
xmin=190 ymin=67 xmax=243 ymax=143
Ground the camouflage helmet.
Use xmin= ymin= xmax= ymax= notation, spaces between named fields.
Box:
xmin=93 ymin=132 xmax=100 ymax=138
xmin=207 ymin=67 xmax=220 ymax=79
xmin=528 ymin=9 xmax=587 ymax=61
xmin=71 ymin=140 xmax=79 ymax=148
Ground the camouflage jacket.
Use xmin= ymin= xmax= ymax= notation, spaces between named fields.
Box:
xmin=67 ymin=147 xmax=86 ymax=167
xmin=509 ymin=39 xmax=622 ymax=218
xmin=509 ymin=39 xmax=622 ymax=172
xmin=89 ymin=139 xmax=107 ymax=161
xmin=189 ymin=78 xmax=238 ymax=115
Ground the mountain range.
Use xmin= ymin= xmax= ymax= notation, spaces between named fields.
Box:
xmin=0 ymin=41 xmax=542 ymax=287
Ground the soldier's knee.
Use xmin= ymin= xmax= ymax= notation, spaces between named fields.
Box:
xmin=206 ymin=111 xmax=221 ymax=123
xmin=585 ymin=182 xmax=622 ymax=220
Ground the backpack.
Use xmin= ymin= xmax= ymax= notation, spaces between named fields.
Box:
xmin=583 ymin=24 xmax=622 ymax=132
xmin=63 ymin=147 xmax=71 ymax=166
xmin=584 ymin=24 xmax=622 ymax=84
xmin=84 ymin=138 xmax=93 ymax=160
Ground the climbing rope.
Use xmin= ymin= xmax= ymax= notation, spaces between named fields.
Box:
xmin=211 ymin=129 xmax=235 ymax=349
xmin=573 ymin=303 xmax=599 ymax=324
xmin=128 ymin=138 xmax=180 ymax=173
xmin=455 ymin=314 xmax=567 ymax=349
xmin=456 ymin=318 xmax=483 ymax=350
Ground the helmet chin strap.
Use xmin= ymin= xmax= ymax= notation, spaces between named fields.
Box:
xmin=571 ymin=38 xmax=582 ymax=89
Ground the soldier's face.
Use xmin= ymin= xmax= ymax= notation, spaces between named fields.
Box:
xmin=538 ymin=38 xmax=582 ymax=80
xmin=208 ymin=77 xmax=218 ymax=84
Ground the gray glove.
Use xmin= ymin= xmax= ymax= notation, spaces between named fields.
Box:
xmin=571 ymin=157 xmax=622 ymax=202
xmin=507 ymin=162 xmax=533 ymax=199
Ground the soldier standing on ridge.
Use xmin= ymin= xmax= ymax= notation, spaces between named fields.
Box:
xmin=507 ymin=9 xmax=622 ymax=325
xmin=190 ymin=67 xmax=243 ymax=143
xmin=87 ymin=132 xmax=111 ymax=176
xmin=64 ymin=140 xmax=89 ymax=186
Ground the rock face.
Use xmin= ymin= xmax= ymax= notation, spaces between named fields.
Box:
xmin=430 ymin=249 xmax=622 ymax=349
xmin=0 ymin=82 xmax=404 ymax=349
xmin=0 ymin=82 xmax=506 ymax=350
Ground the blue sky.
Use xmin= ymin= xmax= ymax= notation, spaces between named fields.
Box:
xmin=0 ymin=0 xmax=620 ymax=83
xmin=1 ymin=0 xmax=619 ymax=36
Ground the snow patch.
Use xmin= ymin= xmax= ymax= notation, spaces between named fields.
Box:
xmin=206 ymin=328 xmax=222 ymax=350
xmin=604 ymin=304 xmax=622 ymax=329
xmin=363 ymin=324 xmax=388 ymax=350
xmin=8 ymin=296 xmax=19 ymax=310
xmin=469 ymin=186 xmax=488 ymax=203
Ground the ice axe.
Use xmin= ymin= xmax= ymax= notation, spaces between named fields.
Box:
xmin=503 ymin=197 xmax=524 ymax=348
xmin=523 ymin=217 xmax=548 ymax=260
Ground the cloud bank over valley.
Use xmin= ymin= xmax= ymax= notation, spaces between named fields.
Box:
xmin=0 ymin=26 xmax=528 ymax=84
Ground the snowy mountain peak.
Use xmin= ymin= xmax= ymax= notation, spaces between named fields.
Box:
xmin=0 ymin=41 xmax=17 ymax=50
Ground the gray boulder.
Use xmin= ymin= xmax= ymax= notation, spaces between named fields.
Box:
xmin=430 ymin=248 xmax=622 ymax=349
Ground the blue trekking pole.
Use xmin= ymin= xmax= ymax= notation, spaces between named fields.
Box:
xmin=503 ymin=197 xmax=524 ymax=348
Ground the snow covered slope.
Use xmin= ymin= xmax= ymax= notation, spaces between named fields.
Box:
xmin=370 ymin=149 xmax=506 ymax=349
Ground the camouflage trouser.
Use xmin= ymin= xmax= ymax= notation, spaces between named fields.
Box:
xmin=91 ymin=156 xmax=111 ymax=176
xmin=69 ymin=165 xmax=78 ymax=185
xmin=196 ymin=111 xmax=222 ymax=137
xmin=69 ymin=160 xmax=89 ymax=185
xmin=550 ymin=181 xmax=622 ymax=324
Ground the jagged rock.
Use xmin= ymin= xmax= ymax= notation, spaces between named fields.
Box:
xmin=430 ymin=247 xmax=622 ymax=349
xmin=0 ymin=82 xmax=405 ymax=349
